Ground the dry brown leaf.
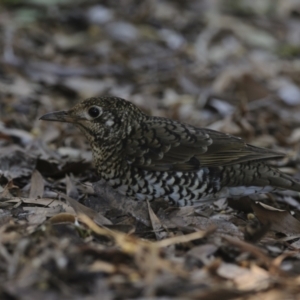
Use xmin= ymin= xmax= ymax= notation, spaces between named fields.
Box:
xmin=156 ymin=227 xmax=214 ymax=248
xmin=0 ymin=180 xmax=19 ymax=199
xmin=65 ymin=175 xmax=79 ymax=199
xmin=29 ymin=169 xmax=44 ymax=199
xmin=89 ymin=260 xmax=116 ymax=273
xmin=187 ymin=244 xmax=218 ymax=265
xmin=5 ymin=197 xmax=71 ymax=211
xmin=251 ymin=202 xmax=300 ymax=235
xmin=217 ymin=263 xmax=270 ymax=291
xmin=92 ymin=182 xmax=151 ymax=226
xmin=147 ymin=200 xmax=166 ymax=240
xmin=27 ymin=209 xmax=47 ymax=225
xmin=167 ymin=212 xmax=243 ymax=238
xmin=24 ymin=206 xmax=65 ymax=218
xmin=49 ymin=213 xmax=76 ymax=224
xmin=0 ymin=149 xmax=36 ymax=179
xmin=59 ymin=192 xmax=112 ymax=225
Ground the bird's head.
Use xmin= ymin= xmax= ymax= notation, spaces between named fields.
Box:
xmin=40 ymin=96 xmax=145 ymax=144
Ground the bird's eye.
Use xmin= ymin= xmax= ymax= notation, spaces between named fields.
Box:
xmin=88 ymin=106 xmax=101 ymax=118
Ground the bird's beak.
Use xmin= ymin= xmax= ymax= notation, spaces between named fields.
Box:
xmin=39 ymin=110 xmax=76 ymax=123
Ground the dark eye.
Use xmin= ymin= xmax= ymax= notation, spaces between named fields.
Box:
xmin=88 ymin=106 xmax=101 ymax=118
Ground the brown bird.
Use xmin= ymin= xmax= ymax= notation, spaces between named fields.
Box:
xmin=40 ymin=96 xmax=300 ymax=206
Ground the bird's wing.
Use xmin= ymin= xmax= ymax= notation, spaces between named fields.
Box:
xmin=124 ymin=117 xmax=284 ymax=172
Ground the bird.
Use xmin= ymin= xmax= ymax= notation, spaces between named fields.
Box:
xmin=40 ymin=96 xmax=300 ymax=207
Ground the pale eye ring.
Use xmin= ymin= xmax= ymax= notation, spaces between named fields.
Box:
xmin=88 ymin=106 xmax=101 ymax=118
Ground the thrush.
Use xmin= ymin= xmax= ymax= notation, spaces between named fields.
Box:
xmin=40 ymin=97 xmax=300 ymax=207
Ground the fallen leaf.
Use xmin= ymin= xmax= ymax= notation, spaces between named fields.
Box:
xmin=0 ymin=149 xmax=36 ymax=179
xmin=59 ymin=192 xmax=112 ymax=226
xmin=147 ymin=200 xmax=166 ymax=240
xmin=252 ymin=202 xmax=300 ymax=235
xmin=49 ymin=213 xmax=76 ymax=224
xmin=29 ymin=169 xmax=44 ymax=198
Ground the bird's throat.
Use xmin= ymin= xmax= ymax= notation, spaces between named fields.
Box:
xmin=91 ymin=140 xmax=128 ymax=181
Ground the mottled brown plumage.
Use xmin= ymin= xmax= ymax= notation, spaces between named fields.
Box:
xmin=40 ymin=96 xmax=300 ymax=206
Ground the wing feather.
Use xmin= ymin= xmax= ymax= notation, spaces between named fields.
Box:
xmin=124 ymin=117 xmax=284 ymax=171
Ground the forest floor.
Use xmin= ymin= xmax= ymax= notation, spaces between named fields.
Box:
xmin=1 ymin=1 xmax=300 ymax=299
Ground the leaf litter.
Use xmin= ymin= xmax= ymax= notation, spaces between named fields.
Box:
xmin=1 ymin=0 xmax=300 ymax=299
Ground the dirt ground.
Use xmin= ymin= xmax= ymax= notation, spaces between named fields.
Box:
xmin=1 ymin=1 xmax=300 ymax=299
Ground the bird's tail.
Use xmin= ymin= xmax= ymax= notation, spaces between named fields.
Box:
xmin=221 ymin=161 xmax=300 ymax=195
